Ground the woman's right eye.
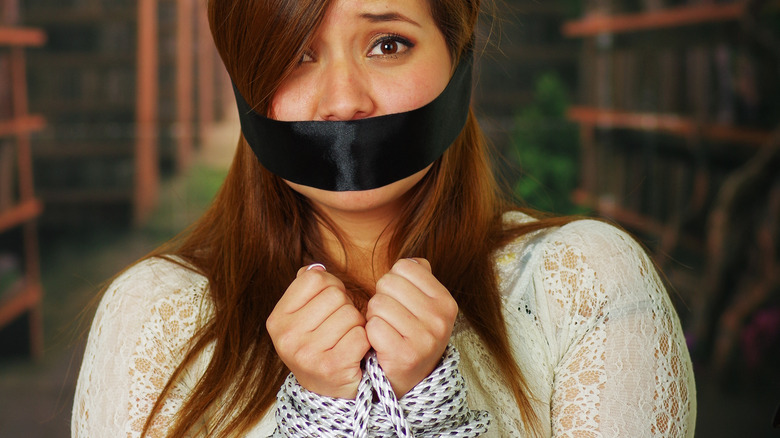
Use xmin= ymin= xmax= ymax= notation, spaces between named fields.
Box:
xmin=367 ymin=34 xmax=414 ymax=58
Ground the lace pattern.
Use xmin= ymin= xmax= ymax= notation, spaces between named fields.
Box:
xmin=72 ymin=215 xmax=696 ymax=437
xmin=72 ymin=258 xmax=211 ymax=437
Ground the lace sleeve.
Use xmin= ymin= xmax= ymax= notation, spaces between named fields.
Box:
xmin=71 ymin=258 xmax=211 ymax=437
xmin=538 ymin=221 xmax=696 ymax=437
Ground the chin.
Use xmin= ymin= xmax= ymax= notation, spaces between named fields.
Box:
xmin=285 ymin=166 xmax=431 ymax=215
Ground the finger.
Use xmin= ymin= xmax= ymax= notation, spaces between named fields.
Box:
xmin=275 ymin=268 xmax=346 ymax=314
xmin=309 ymin=303 xmax=367 ymax=352
xmin=389 ymin=258 xmax=448 ymax=299
xmin=330 ymin=324 xmax=371 ymax=365
xmin=365 ymin=315 xmax=405 ymax=354
xmin=297 ymin=263 xmax=327 ymax=277
xmin=292 ymin=285 xmax=355 ymax=333
xmin=374 ymin=272 xmax=429 ymax=315
xmin=405 ymin=257 xmax=431 ymax=272
xmin=365 ymin=292 xmax=420 ymax=338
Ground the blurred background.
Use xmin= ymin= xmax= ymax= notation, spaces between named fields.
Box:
xmin=0 ymin=0 xmax=778 ymax=436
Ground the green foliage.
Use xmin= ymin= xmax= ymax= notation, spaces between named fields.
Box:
xmin=144 ymin=163 xmax=228 ymax=239
xmin=510 ymin=73 xmax=584 ymax=215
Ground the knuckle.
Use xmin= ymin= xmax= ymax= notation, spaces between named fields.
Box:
xmin=266 ymin=314 xmax=290 ymax=341
xmin=355 ymin=328 xmax=370 ymax=350
xmin=364 ymin=315 xmax=381 ymax=335
xmin=265 ymin=313 xmax=279 ymax=332
xmin=366 ymin=294 xmax=385 ymax=312
xmin=444 ymin=297 xmax=459 ymax=319
xmin=343 ymin=304 xmax=365 ymax=324
xmin=391 ymin=259 xmax=414 ymax=275
xmin=419 ymin=332 xmax=438 ymax=352
xmin=275 ymin=332 xmax=299 ymax=356
xmin=293 ymin=344 xmax=318 ymax=368
xmin=376 ymin=273 xmax=400 ymax=292
xmin=321 ymin=286 xmax=348 ymax=306
xmin=374 ymin=274 xmax=390 ymax=292
xmin=429 ymin=315 xmax=452 ymax=338
xmin=344 ymin=326 xmax=370 ymax=352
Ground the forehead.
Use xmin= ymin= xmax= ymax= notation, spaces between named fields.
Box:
xmin=323 ymin=0 xmax=433 ymax=24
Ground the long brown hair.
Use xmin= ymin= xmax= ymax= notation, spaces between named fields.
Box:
xmin=141 ymin=0 xmax=571 ymax=435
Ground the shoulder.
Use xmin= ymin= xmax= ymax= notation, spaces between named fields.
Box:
xmin=90 ymin=256 xmax=212 ymax=351
xmin=107 ymin=256 xmax=208 ymax=301
xmin=99 ymin=256 xmax=210 ymax=314
xmin=496 ymin=216 xmax=665 ymax=317
xmin=535 ymin=219 xmax=658 ymax=296
xmin=74 ymin=257 xmax=213 ymax=435
xmin=500 ymin=211 xmax=644 ymax=260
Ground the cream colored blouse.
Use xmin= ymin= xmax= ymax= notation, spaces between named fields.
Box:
xmin=72 ymin=212 xmax=696 ymax=436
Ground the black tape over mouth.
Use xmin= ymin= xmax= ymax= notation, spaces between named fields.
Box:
xmin=231 ymin=52 xmax=473 ymax=192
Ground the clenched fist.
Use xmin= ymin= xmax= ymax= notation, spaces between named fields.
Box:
xmin=365 ymin=258 xmax=458 ymax=398
xmin=267 ymin=264 xmax=371 ymax=399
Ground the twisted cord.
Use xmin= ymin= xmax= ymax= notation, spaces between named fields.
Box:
xmin=273 ymin=345 xmax=491 ymax=437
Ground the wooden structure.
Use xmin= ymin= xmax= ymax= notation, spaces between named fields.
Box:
xmin=23 ymin=0 xmax=226 ymax=228
xmin=0 ymin=1 xmax=45 ymax=357
xmin=473 ymin=2 xmax=578 ymax=150
xmin=564 ymin=0 xmax=779 ymax=373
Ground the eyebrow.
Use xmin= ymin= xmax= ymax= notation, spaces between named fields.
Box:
xmin=359 ymin=12 xmax=421 ymax=27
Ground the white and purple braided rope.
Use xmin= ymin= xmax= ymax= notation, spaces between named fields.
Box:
xmin=274 ymin=345 xmax=491 ymax=437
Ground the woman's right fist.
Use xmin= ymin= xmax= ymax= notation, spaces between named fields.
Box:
xmin=266 ymin=264 xmax=370 ymax=399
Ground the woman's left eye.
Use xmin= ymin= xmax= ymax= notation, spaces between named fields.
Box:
xmin=367 ymin=35 xmax=414 ymax=57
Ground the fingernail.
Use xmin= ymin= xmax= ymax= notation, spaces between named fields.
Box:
xmin=406 ymin=258 xmax=419 ymax=264
xmin=306 ymin=263 xmax=326 ymax=271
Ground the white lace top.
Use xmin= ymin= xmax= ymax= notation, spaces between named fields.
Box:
xmin=72 ymin=213 xmax=696 ymax=437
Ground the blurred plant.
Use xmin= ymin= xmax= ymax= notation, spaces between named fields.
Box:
xmin=510 ymin=72 xmax=584 ymax=215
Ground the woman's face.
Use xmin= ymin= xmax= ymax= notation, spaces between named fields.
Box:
xmin=271 ymin=0 xmax=452 ymax=217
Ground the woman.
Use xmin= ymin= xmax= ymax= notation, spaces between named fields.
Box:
xmin=72 ymin=0 xmax=696 ymax=436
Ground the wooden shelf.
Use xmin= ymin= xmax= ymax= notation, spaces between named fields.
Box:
xmin=0 ymin=199 xmax=43 ymax=233
xmin=502 ymin=44 xmax=579 ymax=63
xmin=573 ymin=188 xmax=665 ymax=235
xmin=0 ymin=115 xmax=45 ymax=138
xmin=39 ymin=189 xmax=134 ymax=204
xmin=517 ymin=3 xmax=573 ymax=16
xmin=0 ymin=11 xmax=46 ymax=358
xmin=24 ymin=8 xmax=138 ymax=26
xmin=28 ymin=52 xmax=136 ymax=66
xmin=0 ymin=26 xmax=46 ymax=46
xmin=572 ymin=189 xmax=703 ymax=250
xmin=33 ymin=142 xmax=135 ymax=158
xmin=562 ymin=2 xmax=745 ymax=37
xmin=0 ymin=280 xmax=42 ymax=330
xmin=35 ymin=100 xmax=136 ymax=114
xmin=567 ymin=106 xmax=774 ymax=146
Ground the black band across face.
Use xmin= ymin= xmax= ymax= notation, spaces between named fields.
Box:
xmin=232 ymin=52 xmax=473 ymax=192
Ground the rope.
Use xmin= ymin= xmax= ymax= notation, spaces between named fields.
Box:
xmin=274 ymin=345 xmax=491 ymax=437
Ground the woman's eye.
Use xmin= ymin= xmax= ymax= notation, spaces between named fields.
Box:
xmin=368 ymin=35 xmax=413 ymax=57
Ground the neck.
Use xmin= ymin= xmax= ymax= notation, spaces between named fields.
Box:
xmin=315 ymin=203 xmax=401 ymax=287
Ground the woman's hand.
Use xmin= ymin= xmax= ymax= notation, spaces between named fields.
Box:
xmin=365 ymin=258 xmax=458 ymax=398
xmin=267 ymin=264 xmax=371 ymax=399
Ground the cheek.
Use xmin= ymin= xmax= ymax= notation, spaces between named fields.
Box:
xmin=376 ymin=66 xmax=451 ymax=115
xmin=270 ymin=80 xmax=315 ymax=121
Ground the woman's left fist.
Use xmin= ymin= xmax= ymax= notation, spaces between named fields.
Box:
xmin=365 ymin=258 xmax=458 ymax=398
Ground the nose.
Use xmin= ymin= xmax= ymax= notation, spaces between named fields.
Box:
xmin=317 ymin=59 xmax=375 ymax=121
